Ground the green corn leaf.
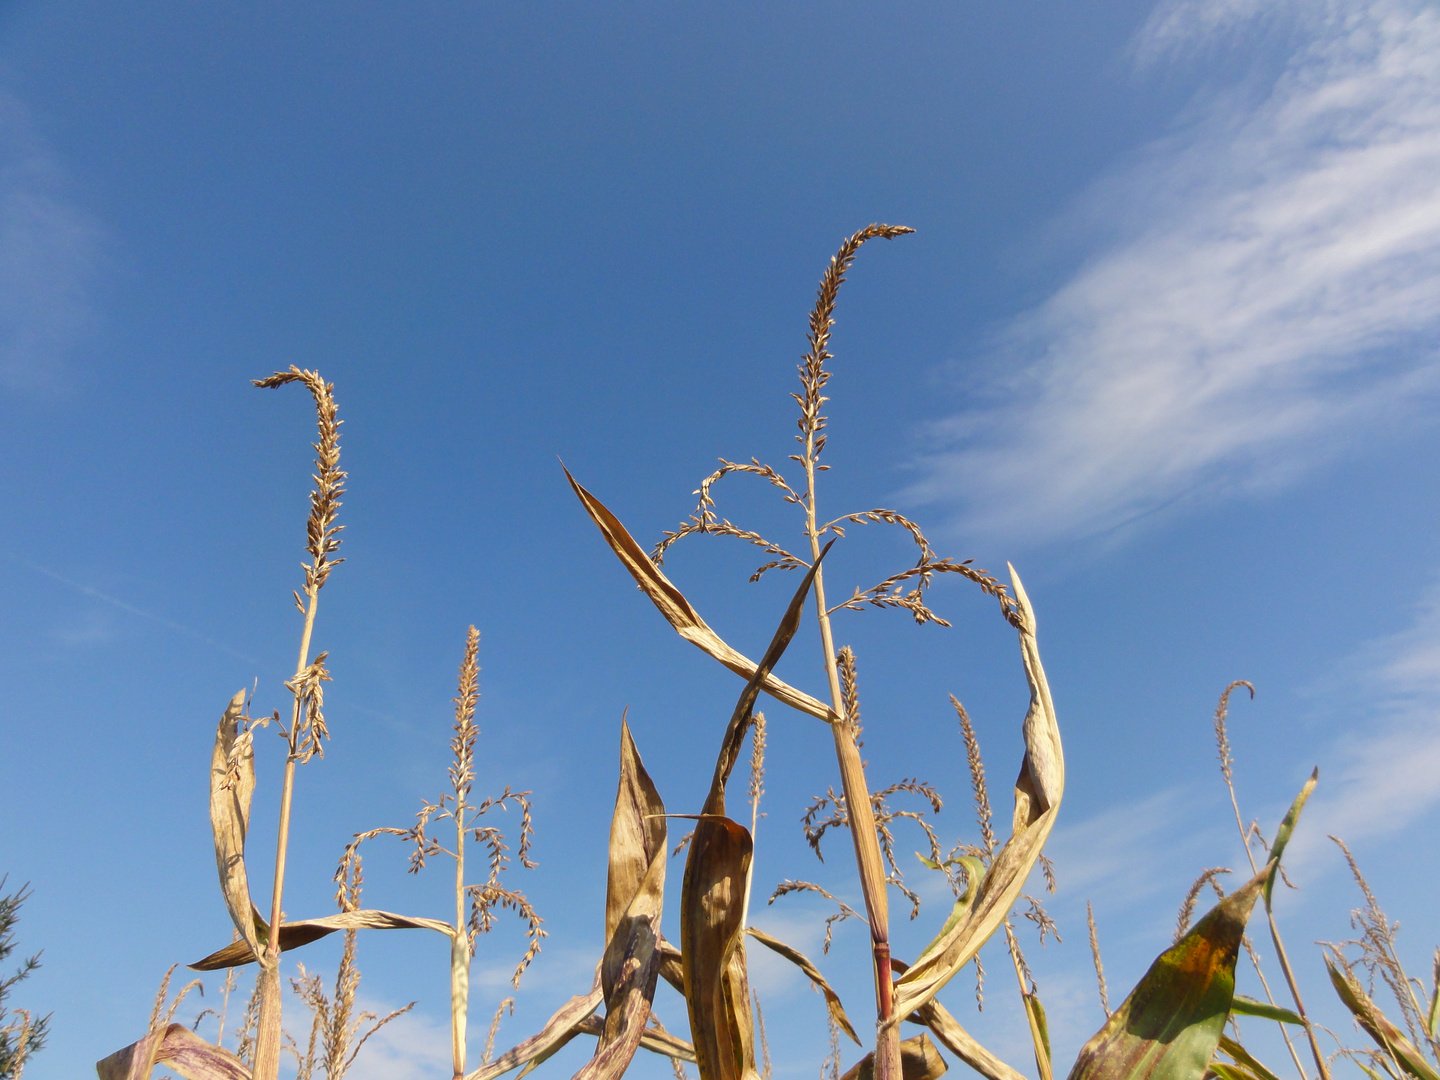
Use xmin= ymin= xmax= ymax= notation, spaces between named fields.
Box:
xmin=1264 ymin=768 xmax=1317 ymax=908
xmin=1065 ymin=863 xmax=1271 ymax=1080
xmin=1229 ymin=996 xmax=1303 ymax=1025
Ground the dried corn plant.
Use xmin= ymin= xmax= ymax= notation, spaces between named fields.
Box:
xmin=565 ymin=225 xmax=1064 ymax=1080
xmin=340 ymin=626 xmax=542 ymax=1080
xmin=89 ymin=238 xmax=1440 ymax=1080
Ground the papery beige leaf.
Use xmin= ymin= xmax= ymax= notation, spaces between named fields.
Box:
xmin=466 ymin=982 xmax=604 ymax=1080
xmin=839 ymin=1034 xmax=949 ymax=1080
xmin=701 ymin=539 xmax=831 ymax=819
xmin=678 ymin=552 xmax=828 ymax=1080
xmin=574 ymin=1015 xmax=698 ymax=1062
xmin=682 ymin=815 xmax=757 ymax=1080
xmin=657 ymin=937 xmax=685 ymax=995
xmin=604 ymin=720 xmax=668 ymax=958
xmin=565 ymin=467 xmax=835 ymax=722
xmin=210 ymin=690 xmax=264 ymax=967
xmin=744 ymin=926 xmax=860 ymax=1045
xmin=908 ymin=999 xmax=1026 ymax=1080
xmin=190 ymin=908 xmax=452 ymax=970
xmin=890 ymin=566 xmax=1064 ymax=1024
xmin=96 ymin=1024 xmax=251 ymax=1080
xmin=574 ymin=722 xmax=669 ymax=1080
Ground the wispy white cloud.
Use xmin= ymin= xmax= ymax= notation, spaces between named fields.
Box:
xmin=1044 ymin=785 xmax=1220 ymax=905
xmin=0 ymin=91 xmax=100 ymax=393
xmin=909 ymin=0 xmax=1440 ymax=544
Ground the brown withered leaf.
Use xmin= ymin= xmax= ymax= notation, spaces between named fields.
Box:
xmin=575 ymin=721 xmax=669 ymax=1080
xmin=682 ymin=814 xmax=757 ymax=1080
xmin=190 ymin=908 xmax=451 ymax=970
xmin=890 ymin=567 xmax=1064 ymax=1024
xmin=210 ymin=690 xmax=264 ymax=967
xmin=657 ymin=937 xmax=685 ymax=995
xmin=744 ymin=926 xmax=860 ymax=1046
xmin=702 ymin=541 xmax=831 ymax=816
xmin=839 ymin=1033 xmax=948 ymax=1080
xmin=1065 ymin=864 xmax=1271 ymax=1080
xmin=678 ymin=553 xmax=829 ymax=1080
xmin=574 ymin=1014 xmax=698 ymax=1063
xmin=564 ymin=467 xmax=835 ymax=723
xmin=97 ymin=1024 xmax=251 ymax=1080
xmin=909 ymin=998 xmax=1026 ymax=1080
xmin=466 ymin=979 xmax=604 ymax=1080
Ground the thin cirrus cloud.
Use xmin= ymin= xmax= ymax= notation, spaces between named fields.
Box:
xmin=0 ymin=91 xmax=100 ymax=394
xmin=907 ymin=0 xmax=1440 ymax=545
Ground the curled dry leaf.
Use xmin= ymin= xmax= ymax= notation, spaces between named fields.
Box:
xmin=564 ymin=467 xmax=835 ymax=723
xmin=890 ymin=567 xmax=1063 ymax=1025
xmin=680 ymin=551 xmax=828 ymax=1080
xmin=744 ymin=926 xmax=860 ymax=1046
xmin=1326 ymin=954 xmax=1440 ymax=1080
xmin=574 ymin=1014 xmax=698 ymax=1063
xmin=682 ymin=815 xmax=757 ymax=1080
xmin=839 ymin=1033 xmax=948 ymax=1080
xmin=190 ymin=909 xmax=451 ymax=970
xmin=210 ymin=690 xmax=264 ymax=968
xmin=96 ymin=1023 xmax=251 ymax=1080
xmin=466 ymin=980 xmax=605 ymax=1080
xmin=574 ymin=721 xmax=670 ymax=1080
xmin=908 ymin=998 xmax=1026 ymax=1080
xmin=1065 ymin=864 xmax=1273 ymax=1080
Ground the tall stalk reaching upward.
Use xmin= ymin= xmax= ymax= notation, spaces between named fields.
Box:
xmin=793 ymin=224 xmax=913 ymax=1080
xmin=251 ymin=367 xmax=346 ymax=1080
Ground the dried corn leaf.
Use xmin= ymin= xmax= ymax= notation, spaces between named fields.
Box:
xmin=1065 ymin=864 xmax=1271 ymax=1080
xmin=604 ymin=720 xmax=668 ymax=953
xmin=677 ymin=558 xmax=828 ymax=1080
xmin=657 ymin=937 xmax=685 ymax=995
xmin=682 ymin=814 xmax=757 ymax=1080
xmin=565 ymin=468 xmax=835 ymax=722
xmin=1215 ymin=1035 xmax=1283 ymax=1080
xmin=97 ymin=1023 xmax=251 ymax=1080
xmin=908 ymin=998 xmax=1026 ymax=1080
xmin=1326 ymin=955 xmax=1440 ymax=1080
xmin=576 ymin=722 xmax=669 ymax=1080
xmin=190 ymin=908 xmax=451 ymax=970
xmin=890 ymin=567 xmax=1063 ymax=1024
xmin=210 ymin=690 xmax=264 ymax=967
xmin=703 ymin=540 xmax=830 ymax=817
xmin=744 ymin=926 xmax=860 ymax=1045
xmin=839 ymin=1033 xmax=948 ymax=1080
xmin=1263 ymin=768 xmax=1316 ymax=908
xmin=466 ymin=981 xmax=604 ymax=1080
xmin=574 ymin=1015 xmax=698 ymax=1062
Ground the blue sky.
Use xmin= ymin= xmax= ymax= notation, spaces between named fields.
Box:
xmin=1 ymin=1 xmax=1438 ymax=1077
